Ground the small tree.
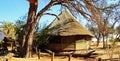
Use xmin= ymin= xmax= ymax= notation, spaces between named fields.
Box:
xmin=86 ymin=1 xmax=120 ymax=48
xmin=116 ymin=25 xmax=120 ymax=39
xmin=33 ymin=25 xmax=50 ymax=53
xmin=14 ymin=20 xmax=26 ymax=47
xmin=106 ymin=38 xmax=117 ymax=61
xmin=0 ymin=21 xmax=16 ymax=39
xmin=0 ymin=21 xmax=16 ymax=50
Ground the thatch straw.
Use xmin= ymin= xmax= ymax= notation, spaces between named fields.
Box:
xmin=48 ymin=11 xmax=94 ymax=37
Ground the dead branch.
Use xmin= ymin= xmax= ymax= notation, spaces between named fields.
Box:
xmin=43 ymin=13 xmax=60 ymax=20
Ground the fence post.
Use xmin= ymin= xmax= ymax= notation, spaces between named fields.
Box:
xmin=51 ymin=52 xmax=54 ymax=61
xmin=68 ymin=54 xmax=72 ymax=61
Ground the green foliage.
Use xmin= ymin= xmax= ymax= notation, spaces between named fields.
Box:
xmin=109 ymin=38 xmax=117 ymax=47
xmin=33 ymin=25 xmax=50 ymax=50
xmin=14 ymin=20 xmax=26 ymax=34
xmin=0 ymin=21 xmax=16 ymax=40
xmin=0 ymin=40 xmax=4 ymax=48
xmin=116 ymin=25 xmax=120 ymax=34
xmin=14 ymin=20 xmax=26 ymax=45
xmin=105 ymin=38 xmax=116 ymax=60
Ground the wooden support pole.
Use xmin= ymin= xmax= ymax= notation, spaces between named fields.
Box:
xmin=68 ymin=54 xmax=72 ymax=61
xmin=98 ymin=58 xmax=101 ymax=61
xmin=4 ymin=58 xmax=8 ymax=61
xmin=6 ymin=58 xmax=8 ymax=61
xmin=51 ymin=52 xmax=54 ymax=61
xmin=37 ymin=49 xmax=41 ymax=59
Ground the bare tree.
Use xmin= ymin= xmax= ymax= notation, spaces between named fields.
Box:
xmin=20 ymin=0 xmax=104 ymax=58
xmin=86 ymin=21 xmax=101 ymax=46
xmin=86 ymin=0 xmax=120 ymax=48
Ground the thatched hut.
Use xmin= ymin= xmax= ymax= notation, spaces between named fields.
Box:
xmin=47 ymin=11 xmax=94 ymax=52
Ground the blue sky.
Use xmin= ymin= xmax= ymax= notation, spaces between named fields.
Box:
xmin=0 ymin=0 xmax=119 ymax=27
xmin=0 ymin=0 xmax=61 ymax=27
xmin=0 ymin=0 xmax=28 ymax=22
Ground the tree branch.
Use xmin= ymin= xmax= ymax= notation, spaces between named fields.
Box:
xmin=96 ymin=3 xmax=120 ymax=10
xmin=43 ymin=13 xmax=60 ymax=20
xmin=35 ymin=1 xmax=56 ymax=25
xmin=67 ymin=1 xmax=92 ymax=19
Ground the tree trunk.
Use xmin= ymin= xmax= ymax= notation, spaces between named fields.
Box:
xmin=105 ymin=36 xmax=108 ymax=48
xmin=103 ymin=36 xmax=105 ymax=48
xmin=97 ymin=38 xmax=100 ymax=47
xmin=20 ymin=1 xmax=38 ymax=58
xmin=19 ymin=0 xmax=55 ymax=58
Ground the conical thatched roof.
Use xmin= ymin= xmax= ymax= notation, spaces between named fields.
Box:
xmin=48 ymin=11 xmax=94 ymax=37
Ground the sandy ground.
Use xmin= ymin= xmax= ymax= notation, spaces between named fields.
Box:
xmin=0 ymin=52 xmax=96 ymax=61
xmin=7 ymin=57 xmax=86 ymax=61
xmin=1 ymin=54 xmax=95 ymax=61
xmin=0 ymin=42 xmax=120 ymax=61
